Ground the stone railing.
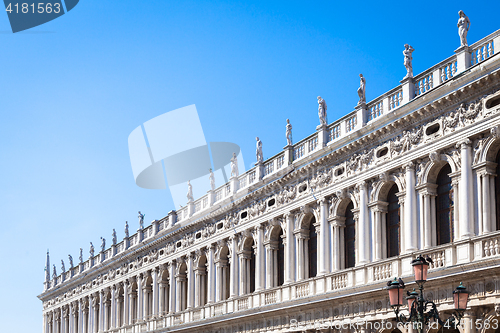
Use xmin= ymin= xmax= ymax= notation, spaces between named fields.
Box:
xmin=93 ymin=231 xmax=500 ymax=332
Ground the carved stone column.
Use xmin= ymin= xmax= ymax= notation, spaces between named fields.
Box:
xmin=237 ymin=249 xmax=251 ymax=295
xmin=404 ymin=163 xmax=418 ymax=252
xmin=253 ymin=225 xmax=265 ymax=291
xmin=168 ymin=261 xmax=176 ymax=314
xmin=91 ymin=294 xmax=99 ymax=333
xmin=228 ymin=235 xmax=238 ymax=297
xmin=460 ymin=139 xmax=474 ymax=238
xmin=206 ymin=244 xmax=215 ymax=304
xmin=152 ymin=267 xmax=159 ymax=317
xmin=187 ymin=253 xmax=195 ymax=309
xmin=358 ymin=181 xmax=371 ymax=263
xmin=284 ymin=212 xmax=295 ymax=284
xmin=264 ymin=239 xmax=278 ymax=288
xmin=330 ymin=216 xmax=345 ymax=271
xmin=463 ymin=309 xmax=477 ymax=333
xmin=318 ymin=197 xmax=329 ymax=275
xmin=293 ymin=229 xmax=308 ymax=280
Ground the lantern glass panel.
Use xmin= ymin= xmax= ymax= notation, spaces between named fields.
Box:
xmin=389 ymin=287 xmax=403 ymax=307
xmin=413 ymin=263 xmax=428 ymax=282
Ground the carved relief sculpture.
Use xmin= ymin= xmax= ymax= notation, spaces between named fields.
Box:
xmin=317 ymin=96 xmax=327 ymax=126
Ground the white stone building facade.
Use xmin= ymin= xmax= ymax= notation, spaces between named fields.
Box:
xmin=39 ymin=25 xmax=500 ymax=333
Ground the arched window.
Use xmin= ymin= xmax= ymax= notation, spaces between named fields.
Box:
xmin=436 ymin=164 xmax=453 ymax=245
xmin=308 ymin=218 xmax=317 ymax=278
xmin=249 ymin=240 xmax=256 ymax=293
xmin=196 ymin=255 xmax=208 ymax=306
xmin=386 ymin=184 xmax=401 ymax=257
xmin=345 ymin=202 xmax=355 ymax=268
xmin=178 ymin=262 xmax=188 ymax=311
xmin=277 ymin=228 xmax=285 ymax=286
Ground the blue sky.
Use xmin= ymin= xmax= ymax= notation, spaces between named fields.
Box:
xmin=1 ymin=1 xmax=499 ymax=331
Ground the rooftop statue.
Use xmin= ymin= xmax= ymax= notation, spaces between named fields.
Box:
xmin=357 ymin=74 xmax=366 ymax=104
xmin=112 ymin=229 xmax=117 ymax=246
xmin=230 ymin=153 xmax=239 ymax=178
xmin=52 ymin=264 xmax=57 ymax=279
xmin=209 ymin=168 xmax=216 ymax=190
xmin=187 ymin=181 xmax=194 ymax=202
xmin=138 ymin=211 xmax=145 ymax=229
xmin=79 ymin=248 xmax=83 ymax=263
xmin=89 ymin=242 xmax=94 ymax=257
xmin=403 ymin=44 xmax=415 ymax=78
xmin=458 ymin=10 xmax=470 ymax=47
xmin=286 ymin=119 xmax=292 ymax=146
xmin=100 ymin=237 xmax=106 ymax=252
xmin=317 ymin=96 xmax=327 ymax=126
xmin=61 ymin=260 xmax=65 ymax=273
xmin=124 ymin=221 xmax=129 ymax=238
xmin=256 ymin=137 xmax=263 ymax=163
xmin=68 ymin=254 xmax=73 ymax=269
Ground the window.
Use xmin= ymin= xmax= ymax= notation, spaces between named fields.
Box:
xmin=308 ymin=218 xmax=317 ymax=278
xmin=345 ymin=202 xmax=355 ymax=268
xmin=386 ymin=184 xmax=401 ymax=257
xmin=277 ymin=228 xmax=285 ymax=286
xmin=436 ymin=164 xmax=453 ymax=245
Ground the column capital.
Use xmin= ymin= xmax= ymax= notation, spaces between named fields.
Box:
xmin=458 ymin=138 xmax=472 ymax=148
xmin=404 ymin=161 xmax=415 ymax=171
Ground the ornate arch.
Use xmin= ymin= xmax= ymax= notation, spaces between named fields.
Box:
xmin=421 ymin=151 xmax=460 ymax=184
xmin=371 ymin=172 xmax=405 ymax=202
xmin=481 ymin=126 xmax=500 ymax=163
xmin=330 ymin=187 xmax=357 ymax=218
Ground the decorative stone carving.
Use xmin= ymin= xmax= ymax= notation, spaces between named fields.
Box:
xmin=429 ymin=151 xmax=440 ymax=163
xmin=186 ymin=181 xmax=194 ymax=203
xmin=256 ymin=137 xmax=263 ymax=164
xmin=230 ymin=153 xmax=238 ymax=178
xmin=209 ymin=168 xmax=216 ymax=190
xmin=100 ymin=237 xmax=106 ymax=252
xmin=286 ymin=119 xmax=292 ymax=145
xmin=138 ymin=211 xmax=145 ymax=229
xmin=68 ymin=255 xmax=73 ymax=269
xmin=474 ymin=137 xmax=487 ymax=164
xmin=317 ymin=96 xmax=327 ymax=126
xmin=112 ymin=229 xmax=117 ymax=245
xmin=124 ymin=221 xmax=129 ymax=238
xmin=60 ymin=260 xmax=65 ymax=274
xmin=403 ymin=44 xmax=414 ymax=78
xmin=458 ymin=10 xmax=471 ymax=47
xmin=89 ymin=242 xmax=94 ymax=258
xmin=357 ymin=74 xmax=366 ymax=104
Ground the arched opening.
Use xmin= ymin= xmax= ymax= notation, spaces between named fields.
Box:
xmin=159 ymin=270 xmax=169 ymax=316
xmin=250 ymin=243 xmax=256 ymax=293
xmin=386 ymin=184 xmax=401 ymax=257
xmin=436 ymin=164 xmax=454 ymax=245
xmin=277 ymin=228 xmax=285 ymax=286
xmin=242 ymin=238 xmax=256 ymax=294
xmin=308 ymin=217 xmax=317 ymax=278
xmin=177 ymin=262 xmax=188 ymax=311
xmin=116 ymin=286 xmax=124 ymax=327
xmin=344 ymin=201 xmax=355 ymax=268
xmin=130 ymin=282 xmax=138 ymax=323
xmin=215 ymin=245 xmax=230 ymax=301
xmin=196 ymin=255 xmax=208 ymax=307
xmin=144 ymin=274 xmax=153 ymax=319
xmin=269 ymin=226 xmax=285 ymax=287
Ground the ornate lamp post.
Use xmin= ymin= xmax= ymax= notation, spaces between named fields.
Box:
xmin=387 ymin=255 xmax=470 ymax=333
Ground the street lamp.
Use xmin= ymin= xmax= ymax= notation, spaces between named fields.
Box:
xmin=386 ymin=255 xmax=470 ymax=333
